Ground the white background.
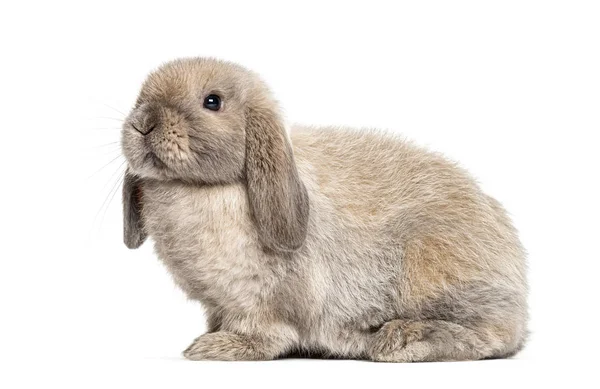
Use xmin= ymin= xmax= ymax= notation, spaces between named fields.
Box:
xmin=1 ymin=1 xmax=599 ymax=388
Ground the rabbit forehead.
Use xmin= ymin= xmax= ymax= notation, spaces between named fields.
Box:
xmin=137 ymin=58 xmax=255 ymax=105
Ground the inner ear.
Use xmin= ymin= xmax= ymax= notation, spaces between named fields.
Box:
xmin=245 ymin=105 xmax=309 ymax=252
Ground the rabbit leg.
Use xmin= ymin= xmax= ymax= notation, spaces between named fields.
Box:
xmin=183 ymin=325 xmax=298 ymax=361
xmin=205 ymin=308 xmax=223 ymax=333
xmin=368 ymin=319 xmax=512 ymax=362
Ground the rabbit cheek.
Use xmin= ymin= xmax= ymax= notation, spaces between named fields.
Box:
xmin=145 ymin=126 xmax=190 ymax=168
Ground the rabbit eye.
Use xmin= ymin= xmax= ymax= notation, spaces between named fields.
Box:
xmin=203 ymin=94 xmax=221 ymax=111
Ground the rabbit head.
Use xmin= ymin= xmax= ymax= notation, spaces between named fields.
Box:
xmin=121 ymin=58 xmax=309 ymax=252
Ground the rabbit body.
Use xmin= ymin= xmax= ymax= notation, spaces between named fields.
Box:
xmin=140 ymin=127 xmax=527 ymax=362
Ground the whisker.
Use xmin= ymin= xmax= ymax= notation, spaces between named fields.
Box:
xmin=92 ymin=141 xmax=120 ymax=148
xmin=99 ymin=167 xmax=126 ymax=229
xmin=88 ymin=149 xmax=122 ymax=159
xmin=88 ymin=141 xmax=120 ymax=149
xmin=102 ymin=103 xmax=127 ymax=118
xmin=84 ymin=142 xmax=122 ymax=157
xmin=93 ymin=165 xmax=126 ymax=233
xmin=92 ymin=117 xmax=125 ymax=123
xmin=87 ymin=154 xmax=124 ymax=179
xmin=99 ymin=159 xmax=127 ymax=195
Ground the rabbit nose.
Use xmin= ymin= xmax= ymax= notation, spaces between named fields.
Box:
xmin=132 ymin=123 xmax=156 ymax=135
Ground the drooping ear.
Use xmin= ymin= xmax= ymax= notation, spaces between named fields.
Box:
xmin=245 ymin=104 xmax=309 ymax=252
xmin=123 ymin=169 xmax=147 ymax=249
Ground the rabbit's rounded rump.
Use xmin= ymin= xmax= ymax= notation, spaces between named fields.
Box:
xmin=121 ymin=58 xmax=527 ymax=362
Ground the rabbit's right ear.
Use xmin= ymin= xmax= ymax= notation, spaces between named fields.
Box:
xmin=123 ymin=169 xmax=147 ymax=249
xmin=244 ymin=103 xmax=309 ymax=253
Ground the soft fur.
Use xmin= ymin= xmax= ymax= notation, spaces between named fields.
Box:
xmin=121 ymin=58 xmax=528 ymax=362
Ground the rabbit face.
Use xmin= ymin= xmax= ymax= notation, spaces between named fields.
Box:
xmin=121 ymin=58 xmax=251 ymax=184
xmin=122 ymin=58 xmax=310 ymax=252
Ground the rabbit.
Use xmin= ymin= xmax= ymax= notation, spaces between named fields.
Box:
xmin=121 ymin=57 xmax=527 ymax=362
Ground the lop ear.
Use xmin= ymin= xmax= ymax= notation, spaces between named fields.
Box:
xmin=245 ymin=105 xmax=309 ymax=252
xmin=123 ymin=169 xmax=147 ymax=249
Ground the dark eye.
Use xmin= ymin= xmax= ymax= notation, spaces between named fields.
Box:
xmin=203 ymin=94 xmax=221 ymax=111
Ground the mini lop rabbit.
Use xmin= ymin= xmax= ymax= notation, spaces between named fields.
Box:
xmin=121 ymin=58 xmax=527 ymax=362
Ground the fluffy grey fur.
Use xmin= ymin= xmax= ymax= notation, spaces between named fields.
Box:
xmin=121 ymin=58 xmax=528 ymax=362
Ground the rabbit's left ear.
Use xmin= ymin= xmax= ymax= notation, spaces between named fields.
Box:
xmin=123 ymin=169 xmax=147 ymax=249
xmin=245 ymin=104 xmax=309 ymax=253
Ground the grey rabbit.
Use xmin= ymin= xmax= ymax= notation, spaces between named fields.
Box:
xmin=121 ymin=57 xmax=527 ymax=362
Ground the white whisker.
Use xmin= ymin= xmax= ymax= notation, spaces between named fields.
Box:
xmin=91 ymin=117 xmax=124 ymax=123
xmin=92 ymin=165 xmax=126 ymax=234
xmin=102 ymin=103 xmax=127 ymax=118
xmin=87 ymin=154 xmax=124 ymax=180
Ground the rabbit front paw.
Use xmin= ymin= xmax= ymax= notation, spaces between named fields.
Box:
xmin=183 ymin=331 xmax=271 ymax=361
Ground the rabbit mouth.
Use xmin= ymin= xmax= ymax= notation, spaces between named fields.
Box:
xmin=143 ymin=151 xmax=167 ymax=170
